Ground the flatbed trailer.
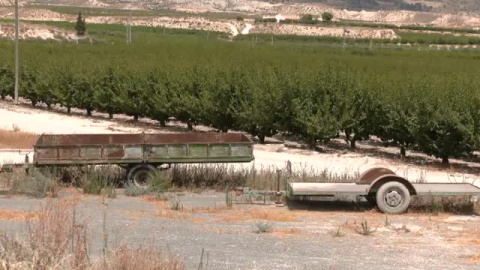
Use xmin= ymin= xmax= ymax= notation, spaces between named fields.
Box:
xmin=1 ymin=133 xmax=254 ymax=186
xmin=234 ymin=167 xmax=480 ymax=214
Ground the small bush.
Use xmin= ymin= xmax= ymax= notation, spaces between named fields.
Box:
xmin=124 ymin=184 xmax=149 ymax=197
xmin=322 ymin=12 xmax=333 ymax=22
xmin=254 ymin=222 xmax=273 ymax=233
xmin=10 ymin=169 xmax=57 ymax=198
xmin=147 ymin=171 xmax=171 ymax=193
xmin=81 ymin=166 xmax=121 ymax=195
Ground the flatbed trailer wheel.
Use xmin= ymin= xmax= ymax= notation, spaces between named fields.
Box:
xmin=376 ymin=181 xmax=411 ymax=214
xmin=127 ymin=164 xmax=157 ymax=188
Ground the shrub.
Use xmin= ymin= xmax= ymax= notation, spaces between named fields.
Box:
xmin=322 ymin=12 xmax=334 ymax=22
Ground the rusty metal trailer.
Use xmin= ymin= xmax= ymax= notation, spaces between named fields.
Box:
xmin=1 ymin=133 xmax=254 ymax=186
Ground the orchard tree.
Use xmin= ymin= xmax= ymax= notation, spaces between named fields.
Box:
xmin=416 ymin=105 xmax=475 ymax=164
xmin=20 ymin=67 xmax=39 ymax=107
xmin=73 ymin=71 xmax=96 ymax=117
xmin=144 ymin=70 xmax=174 ymax=127
xmin=121 ymin=73 xmax=148 ymax=121
xmin=0 ymin=66 xmax=14 ymax=100
xmin=234 ymin=68 xmax=280 ymax=143
xmin=342 ymin=80 xmax=386 ymax=149
xmin=94 ymin=67 xmax=123 ymax=119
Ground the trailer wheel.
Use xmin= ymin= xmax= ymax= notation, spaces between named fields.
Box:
xmin=376 ymin=181 xmax=411 ymax=214
xmin=127 ymin=164 xmax=157 ymax=188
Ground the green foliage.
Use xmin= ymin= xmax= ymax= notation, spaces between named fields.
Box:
xmin=299 ymin=14 xmax=317 ymax=24
xmin=0 ymin=65 xmax=13 ymax=100
xmin=1 ymin=22 xmax=480 ymax=164
xmin=75 ymin=12 xmax=86 ymax=36
xmin=321 ymin=12 xmax=334 ymax=22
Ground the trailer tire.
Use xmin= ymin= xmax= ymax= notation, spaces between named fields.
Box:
xmin=376 ymin=181 xmax=411 ymax=214
xmin=127 ymin=164 xmax=157 ymax=188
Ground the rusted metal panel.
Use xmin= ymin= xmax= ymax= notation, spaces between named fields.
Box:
xmin=82 ymin=147 xmax=102 ymax=160
xmin=34 ymin=133 xmax=254 ymax=165
xmin=103 ymin=147 xmax=125 ymax=159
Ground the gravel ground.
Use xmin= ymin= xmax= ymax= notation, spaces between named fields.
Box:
xmin=0 ymin=191 xmax=479 ymax=270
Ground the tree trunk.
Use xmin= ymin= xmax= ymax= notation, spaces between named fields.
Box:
xmin=400 ymin=146 xmax=406 ymax=158
xmin=46 ymin=103 xmax=51 ymax=110
xmin=67 ymin=107 xmax=71 ymax=114
xmin=309 ymin=137 xmax=317 ymax=150
xmin=187 ymin=122 xmax=193 ymax=131
xmin=86 ymin=108 xmax=92 ymax=117
xmin=442 ymin=156 xmax=449 ymax=165
xmin=1 ymin=95 xmax=5 ymax=100
xmin=159 ymin=119 xmax=166 ymax=127
xmin=32 ymin=100 xmax=37 ymax=107
xmin=258 ymin=134 xmax=266 ymax=144
xmin=350 ymin=139 xmax=356 ymax=149
xmin=133 ymin=115 xmax=139 ymax=121
xmin=109 ymin=113 xmax=113 ymax=119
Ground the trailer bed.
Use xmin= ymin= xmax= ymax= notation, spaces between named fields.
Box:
xmin=290 ymin=182 xmax=480 ymax=197
xmin=33 ymin=133 xmax=254 ymax=166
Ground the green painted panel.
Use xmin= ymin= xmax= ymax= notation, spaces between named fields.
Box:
xmin=230 ymin=145 xmax=252 ymax=157
xmin=124 ymin=146 xmax=143 ymax=159
xmin=149 ymin=146 xmax=167 ymax=159
xmin=189 ymin=144 xmax=208 ymax=158
xmin=210 ymin=144 xmax=229 ymax=157
xmin=168 ymin=145 xmax=187 ymax=158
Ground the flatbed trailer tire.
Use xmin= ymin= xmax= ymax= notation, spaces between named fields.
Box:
xmin=127 ymin=164 xmax=157 ymax=187
xmin=376 ymin=181 xmax=411 ymax=214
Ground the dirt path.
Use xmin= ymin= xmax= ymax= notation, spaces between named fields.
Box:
xmin=0 ymin=191 xmax=478 ymax=269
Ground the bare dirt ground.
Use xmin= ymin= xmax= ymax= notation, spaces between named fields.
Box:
xmin=0 ymin=190 xmax=479 ymax=269
xmin=1 ymin=100 xmax=480 ymax=187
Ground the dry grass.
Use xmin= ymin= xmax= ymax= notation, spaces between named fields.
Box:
xmin=0 ymin=198 xmax=186 ymax=269
xmin=467 ymin=255 xmax=480 ymax=264
xmin=218 ymin=208 xmax=298 ymax=223
xmin=0 ymin=210 xmax=39 ymax=221
xmin=272 ymin=227 xmax=301 ymax=235
xmin=94 ymin=245 xmax=185 ymax=270
xmin=0 ymin=128 xmax=37 ymax=149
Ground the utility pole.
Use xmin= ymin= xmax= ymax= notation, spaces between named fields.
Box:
xmin=126 ymin=12 xmax=132 ymax=44
xmin=14 ymin=0 xmax=19 ymax=104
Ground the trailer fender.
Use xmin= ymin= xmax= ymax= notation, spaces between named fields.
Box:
xmin=368 ymin=175 xmax=417 ymax=196
xmin=357 ymin=167 xmax=396 ymax=185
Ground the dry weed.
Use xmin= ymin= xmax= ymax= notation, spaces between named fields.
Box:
xmin=0 ymin=128 xmax=37 ymax=149
xmin=94 ymin=245 xmax=185 ymax=270
xmin=0 ymin=210 xmax=39 ymax=221
xmin=467 ymin=255 xmax=480 ymax=264
xmin=218 ymin=208 xmax=298 ymax=222
xmin=272 ymin=227 xmax=301 ymax=235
